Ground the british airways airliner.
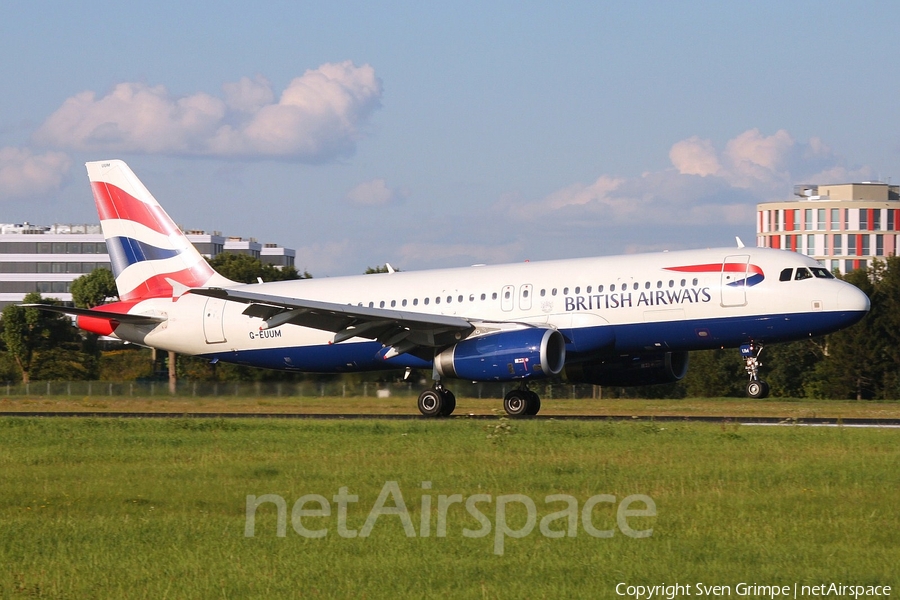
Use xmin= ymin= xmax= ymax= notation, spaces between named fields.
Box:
xmin=30 ymin=160 xmax=870 ymax=416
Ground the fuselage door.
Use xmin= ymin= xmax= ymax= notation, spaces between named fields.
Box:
xmin=519 ymin=284 xmax=533 ymax=311
xmin=721 ymin=254 xmax=750 ymax=307
xmin=203 ymin=297 xmax=227 ymax=343
xmin=501 ymin=285 xmax=515 ymax=312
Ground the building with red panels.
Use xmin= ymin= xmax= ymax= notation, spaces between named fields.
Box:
xmin=757 ymin=182 xmax=900 ymax=274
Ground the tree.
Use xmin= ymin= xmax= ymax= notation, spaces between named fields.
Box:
xmin=70 ymin=268 xmax=118 ymax=308
xmin=1 ymin=293 xmax=81 ymax=383
xmin=207 ymin=253 xmax=310 ymax=283
xmin=365 ymin=264 xmax=398 ymax=274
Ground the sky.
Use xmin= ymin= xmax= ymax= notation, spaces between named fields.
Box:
xmin=2 ymin=1 xmax=899 ymax=276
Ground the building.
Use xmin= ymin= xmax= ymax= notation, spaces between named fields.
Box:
xmin=757 ymin=182 xmax=900 ymax=274
xmin=0 ymin=223 xmax=295 ymax=307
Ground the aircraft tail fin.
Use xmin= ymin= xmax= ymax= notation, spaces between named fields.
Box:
xmin=86 ymin=160 xmax=235 ymax=301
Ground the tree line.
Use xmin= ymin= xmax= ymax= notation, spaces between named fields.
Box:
xmin=2 ymin=255 xmax=897 ymax=400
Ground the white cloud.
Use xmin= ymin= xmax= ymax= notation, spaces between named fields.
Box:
xmin=669 ymin=136 xmax=721 ymax=177
xmin=33 ymin=61 xmax=383 ymax=161
xmin=0 ymin=147 xmax=71 ymax=199
xmin=499 ymin=128 xmax=867 ymax=230
xmin=346 ymin=178 xmax=405 ymax=206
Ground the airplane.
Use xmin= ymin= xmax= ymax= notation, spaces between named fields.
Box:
xmin=27 ymin=160 xmax=870 ymax=416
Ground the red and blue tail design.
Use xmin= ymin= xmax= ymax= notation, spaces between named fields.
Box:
xmin=87 ymin=160 xmax=234 ymax=301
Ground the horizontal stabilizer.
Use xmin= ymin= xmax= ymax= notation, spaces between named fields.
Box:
xmin=20 ymin=304 xmax=166 ymax=325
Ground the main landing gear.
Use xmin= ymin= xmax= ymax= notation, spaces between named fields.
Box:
xmin=416 ymin=383 xmax=543 ymax=417
xmin=503 ymin=387 xmax=541 ymax=416
xmin=417 ymin=383 xmax=456 ymax=417
xmin=741 ymin=343 xmax=769 ymax=399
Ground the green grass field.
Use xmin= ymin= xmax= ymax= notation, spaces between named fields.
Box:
xmin=1 ymin=417 xmax=897 ymax=598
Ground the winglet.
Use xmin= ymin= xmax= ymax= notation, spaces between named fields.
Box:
xmin=735 ymin=236 xmax=745 ymax=248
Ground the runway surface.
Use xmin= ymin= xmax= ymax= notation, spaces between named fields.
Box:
xmin=2 ymin=412 xmax=900 ymax=427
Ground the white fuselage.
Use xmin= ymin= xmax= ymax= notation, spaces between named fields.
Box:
xmin=109 ymin=246 xmax=869 ymax=374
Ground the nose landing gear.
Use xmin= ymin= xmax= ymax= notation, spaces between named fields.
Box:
xmin=741 ymin=343 xmax=769 ymax=399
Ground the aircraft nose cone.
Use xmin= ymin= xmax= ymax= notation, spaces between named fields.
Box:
xmin=837 ymin=284 xmax=870 ymax=313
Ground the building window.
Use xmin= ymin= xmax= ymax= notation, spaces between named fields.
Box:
xmin=830 ymin=208 xmax=839 ymax=230
xmin=860 ymin=209 xmax=868 ymax=231
xmin=847 ymin=234 xmax=856 ymax=255
xmin=793 ymin=209 xmax=800 ymax=231
xmin=861 ymin=235 xmax=870 ymax=256
xmin=876 ymin=235 xmax=884 ymax=256
xmin=807 ymin=234 xmax=815 ymax=255
xmin=805 ymin=209 xmax=813 ymax=230
xmin=873 ymin=210 xmax=881 ymax=231
xmin=834 ymin=234 xmax=842 ymax=256
xmin=817 ymin=208 xmax=825 ymax=231
xmin=888 ymin=210 xmax=895 ymax=231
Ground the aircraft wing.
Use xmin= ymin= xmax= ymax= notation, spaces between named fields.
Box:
xmin=20 ymin=304 xmax=166 ymax=324
xmin=189 ymin=288 xmax=477 ymax=358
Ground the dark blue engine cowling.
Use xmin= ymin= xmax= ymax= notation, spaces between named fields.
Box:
xmin=435 ymin=328 xmax=566 ymax=382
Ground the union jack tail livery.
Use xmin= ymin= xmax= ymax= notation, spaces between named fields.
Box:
xmin=87 ymin=160 xmax=234 ymax=301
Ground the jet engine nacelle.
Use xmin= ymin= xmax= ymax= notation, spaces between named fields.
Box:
xmin=564 ymin=351 xmax=689 ymax=387
xmin=435 ymin=328 xmax=566 ymax=382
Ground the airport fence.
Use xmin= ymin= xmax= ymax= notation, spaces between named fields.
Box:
xmin=0 ymin=380 xmax=606 ymax=400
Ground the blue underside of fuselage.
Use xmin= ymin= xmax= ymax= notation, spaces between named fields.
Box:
xmin=198 ymin=310 xmax=867 ymax=374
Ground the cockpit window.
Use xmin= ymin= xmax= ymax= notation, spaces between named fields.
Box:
xmin=810 ymin=267 xmax=835 ymax=279
xmin=779 ymin=268 xmax=793 ymax=282
xmin=794 ymin=267 xmax=813 ymax=281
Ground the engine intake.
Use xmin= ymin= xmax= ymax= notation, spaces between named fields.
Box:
xmin=435 ymin=328 xmax=566 ymax=382
xmin=565 ymin=351 xmax=689 ymax=387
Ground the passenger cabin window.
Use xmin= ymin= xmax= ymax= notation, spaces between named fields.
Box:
xmin=794 ymin=268 xmax=812 ymax=281
xmin=779 ymin=268 xmax=793 ymax=282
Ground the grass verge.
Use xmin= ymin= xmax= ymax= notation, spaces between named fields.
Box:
xmin=0 ymin=417 xmax=897 ymax=598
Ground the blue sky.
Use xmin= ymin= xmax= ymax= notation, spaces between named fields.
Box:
xmin=2 ymin=1 xmax=899 ymax=275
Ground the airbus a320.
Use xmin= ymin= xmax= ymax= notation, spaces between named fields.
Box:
xmin=28 ymin=160 xmax=870 ymax=416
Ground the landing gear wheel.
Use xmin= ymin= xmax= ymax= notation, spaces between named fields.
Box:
xmin=417 ymin=388 xmax=444 ymax=417
xmin=747 ymin=380 xmax=770 ymax=399
xmin=524 ymin=391 xmax=541 ymax=416
xmin=504 ymin=389 xmax=532 ymax=417
xmin=439 ymin=390 xmax=456 ymax=417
